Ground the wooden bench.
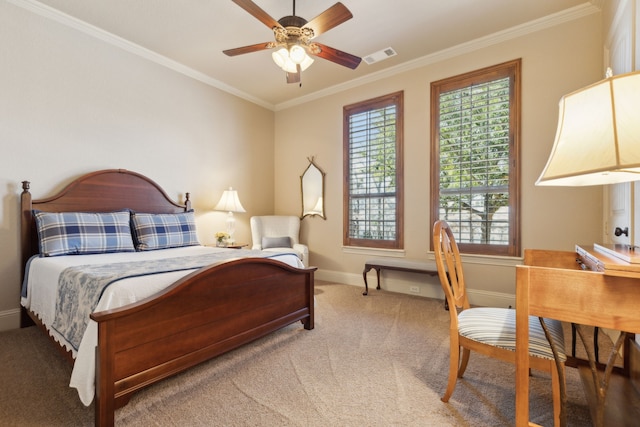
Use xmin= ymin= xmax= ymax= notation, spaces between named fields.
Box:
xmin=362 ymin=258 xmax=439 ymax=296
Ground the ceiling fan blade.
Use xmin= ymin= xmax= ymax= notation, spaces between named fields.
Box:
xmin=231 ymin=0 xmax=282 ymax=29
xmin=310 ymin=43 xmax=362 ymax=69
xmin=303 ymin=2 xmax=353 ymax=38
xmin=223 ymin=42 xmax=273 ymax=56
xmin=286 ymin=64 xmax=301 ymax=84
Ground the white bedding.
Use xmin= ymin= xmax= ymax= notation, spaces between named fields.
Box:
xmin=20 ymin=245 xmax=303 ymax=406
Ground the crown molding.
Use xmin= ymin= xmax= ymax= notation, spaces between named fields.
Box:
xmin=10 ymin=0 xmax=600 ymax=112
xmin=274 ymin=2 xmax=601 ymax=111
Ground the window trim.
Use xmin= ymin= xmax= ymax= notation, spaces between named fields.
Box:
xmin=430 ymin=59 xmax=521 ymax=256
xmin=343 ymin=91 xmax=404 ymax=249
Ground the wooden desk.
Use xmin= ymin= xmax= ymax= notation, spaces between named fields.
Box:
xmin=515 ymin=245 xmax=640 ymax=426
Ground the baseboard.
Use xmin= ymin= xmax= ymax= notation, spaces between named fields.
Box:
xmin=0 ymin=308 xmax=21 ymax=332
xmin=315 ymin=268 xmax=516 ymax=308
xmin=630 ymin=338 xmax=640 ymax=395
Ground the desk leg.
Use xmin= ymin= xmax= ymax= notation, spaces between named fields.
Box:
xmin=574 ymin=325 xmax=627 ymax=427
xmin=515 ymin=267 xmax=531 ymax=426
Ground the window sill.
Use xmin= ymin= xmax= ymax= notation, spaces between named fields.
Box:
xmin=342 ymin=246 xmax=406 ymax=258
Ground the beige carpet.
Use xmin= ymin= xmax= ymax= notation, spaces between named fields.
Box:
xmin=0 ymin=282 xmax=592 ymax=426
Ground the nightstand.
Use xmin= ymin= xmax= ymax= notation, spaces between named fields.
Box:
xmin=206 ymin=243 xmax=248 ymax=249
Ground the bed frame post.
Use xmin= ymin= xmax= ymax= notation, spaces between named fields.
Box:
xmin=20 ymin=181 xmax=35 ymax=327
xmin=303 ymin=270 xmax=315 ymax=330
xmin=95 ymin=320 xmax=116 ymax=427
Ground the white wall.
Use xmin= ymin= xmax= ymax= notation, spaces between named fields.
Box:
xmin=274 ymin=9 xmax=604 ymax=306
xmin=0 ymin=1 xmax=275 ymax=330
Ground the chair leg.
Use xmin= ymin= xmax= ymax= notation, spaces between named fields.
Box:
xmin=442 ymin=344 xmax=462 ymax=402
xmin=550 ymin=361 xmax=566 ymax=427
xmin=458 ymin=347 xmax=471 ymax=378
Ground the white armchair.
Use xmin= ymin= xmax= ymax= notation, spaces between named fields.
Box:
xmin=250 ymin=215 xmax=309 ymax=267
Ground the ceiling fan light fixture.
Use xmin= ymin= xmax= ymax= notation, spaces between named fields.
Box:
xmin=272 ymin=47 xmax=289 ymax=69
xmin=271 ymin=49 xmax=296 ymax=73
xmin=282 ymin=59 xmax=299 ymax=74
xmin=299 ymin=54 xmax=314 ymax=71
xmin=271 ymin=45 xmax=313 ymax=73
xmin=289 ymin=44 xmax=306 ymax=64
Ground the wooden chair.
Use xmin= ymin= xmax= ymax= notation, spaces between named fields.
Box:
xmin=432 ymin=220 xmax=567 ymax=427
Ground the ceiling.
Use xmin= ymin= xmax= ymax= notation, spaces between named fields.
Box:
xmin=28 ymin=0 xmax=595 ymax=109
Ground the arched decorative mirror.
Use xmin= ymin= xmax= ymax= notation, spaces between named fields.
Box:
xmin=300 ymin=157 xmax=326 ymax=219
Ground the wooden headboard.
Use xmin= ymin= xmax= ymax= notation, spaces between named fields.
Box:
xmin=20 ymin=168 xmax=191 ymax=272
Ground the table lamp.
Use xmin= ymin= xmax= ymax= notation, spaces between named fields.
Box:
xmin=215 ymin=187 xmax=246 ymax=243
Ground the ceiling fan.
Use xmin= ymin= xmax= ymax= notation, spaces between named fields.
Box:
xmin=223 ymin=0 xmax=362 ymax=84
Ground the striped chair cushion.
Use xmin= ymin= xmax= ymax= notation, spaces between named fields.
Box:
xmin=458 ymin=307 xmax=566 ymax=361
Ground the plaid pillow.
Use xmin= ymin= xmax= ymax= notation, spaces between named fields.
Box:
xmin=34 ymin=211 xmax=135 ymax=257
xmin=131 ymin=211 xmax=199 ymax=251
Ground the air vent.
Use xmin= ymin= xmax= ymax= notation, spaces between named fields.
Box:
xmin=363 ymin=47 xmax=397 ymax=65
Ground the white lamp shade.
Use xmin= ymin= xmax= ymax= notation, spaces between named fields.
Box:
xmin=536 ymin=69 xmax=640 ymax=186
xmin=272 ymin=47 xmax=289 ymax=69
xmin=299 ymin=54 xmax=314 ymax=71
xmin=279 ymin=56 xmax=299 ymax=73
xmin=214 ymin=187 xmax=246 ymax=213
xmin=289 ymin=45 xmax=306 ymax=64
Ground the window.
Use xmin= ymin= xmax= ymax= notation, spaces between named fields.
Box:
xmin=343 ymin=91 xmax=404 ymax=249
xmin=430 ymin=60 xmax=521 ymax=256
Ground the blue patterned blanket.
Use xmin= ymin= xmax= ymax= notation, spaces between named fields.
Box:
xmin=51 ymin=250 xmax=288 ymax=350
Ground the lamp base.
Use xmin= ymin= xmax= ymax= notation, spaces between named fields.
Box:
xmin=226 ymin=212 xmax=236 ymax=244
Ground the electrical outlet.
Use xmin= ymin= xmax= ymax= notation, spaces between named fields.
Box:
xmin=409 ymin=286 xmax=420 ymax=293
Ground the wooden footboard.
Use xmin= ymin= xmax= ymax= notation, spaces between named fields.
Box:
xmin=91 ymin=257 xmax=315 ymax=427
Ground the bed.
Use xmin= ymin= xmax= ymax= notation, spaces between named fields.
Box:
xmin=19 ymin=169 xmax=315 ymax=426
